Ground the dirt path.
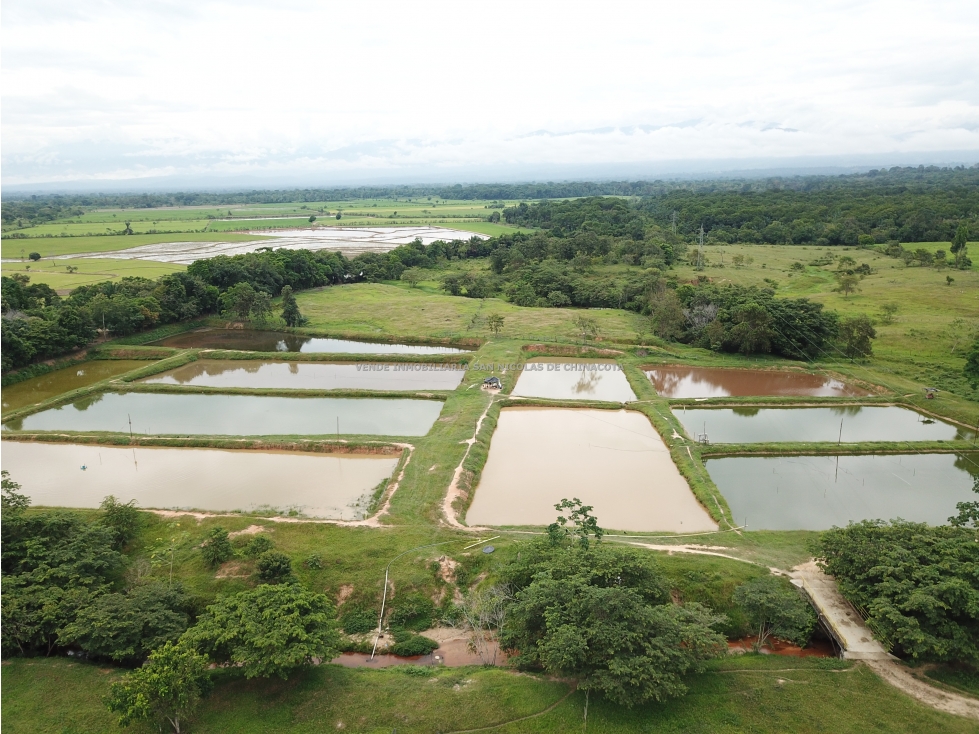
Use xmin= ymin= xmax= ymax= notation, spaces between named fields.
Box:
xmin=442 ymin=683 xmax=576 ymax=734
xmin=442 ymin=397 xmax=495 ymax=530
xmin=865 ymin=659 xmax=979 ymax=720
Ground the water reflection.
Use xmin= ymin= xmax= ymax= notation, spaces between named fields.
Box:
xmin=512 ymin=359 xmax=636 ymax=402
xmin=467 ymin=408 xmax=716 ymax=532
xmin=674 ymin=406 xmax=974 ymax=443
xmin=648 ymin=366 xmax=872 ymax=398
xmin=152 ymin=329 xmax=467 ymax=354
xmin=2 ymin=361 xmax=147 ymax=413
xmin=1 ymin=441 xmax=398 ymax=520
xmin=706 ymin=452 xmax=979 ymax=530
xmin=141 ymin=360 xmax=465 ymax=391
xmin=4 ymin=392 xmax=443 ymax=436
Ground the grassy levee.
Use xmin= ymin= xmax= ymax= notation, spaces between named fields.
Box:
xmin=5 ymin=655 xmax=977 ymax=734
xmin=192 ymin=349 xmax=473 ymax=364
xmin=111 ymin=382 xmax=455 ymax=402
xmin=2 ymin=352 xmax=105 ymax=389
xmin=109 ymin=320 xmax=210 ymax=346
xmin=700 ymin=441 xmax=979 ymax=458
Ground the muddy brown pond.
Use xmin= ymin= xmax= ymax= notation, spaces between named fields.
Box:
xmin=647 ymin=366 xmax=872 ymax=398
xmin=673 ymin=406 xmax=975 ymax=443
xmin=707 ymin=452 xmax=979 ymax=530
xmin=141 ymin=360 xmax=466 ymax=391
xmin=3 ymin=392 xmax=443 ymax=436
xmin=1 ymin=441 xmax=398 ymax=519
xmin=2 ymin=361 xmax=148 ymax=413
xmin=467 ymin=407 xmax=716 ymax=532
xmin=511 ymin=359 xmax=637 ymax=402
xmin=152 ymin=329 xmax=468 ymax=354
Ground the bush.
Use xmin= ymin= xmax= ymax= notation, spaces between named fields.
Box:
xmin=341 ymin=606 xmax=377 ymax=635
xmin=242 ymin=535 xmax=274 ymax=557
xmin=389 ymin=629 xmax=439 ymax=657
xmin=255 ymin=551 xmax=292 ymax=582
xmin=388 ymin=593 xmax=435 ymax=632
xmin=302 ymin=553 xmax=323 ymax=570
xmin=200 ymin=527 xmax=234 ymax=568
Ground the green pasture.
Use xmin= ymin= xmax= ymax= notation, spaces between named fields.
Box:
xmin=1 ymin=257 xmax=186 ymax=291
xmin=3 ymin=655 xmax=973 ymax=734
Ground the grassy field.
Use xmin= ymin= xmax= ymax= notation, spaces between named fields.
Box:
xmin=1 ymin=257 xmax=187 ymax=290
xmin=296 ymin=281 xmax=643 ymax=343
xmin=4 ymin=655 xmax=974 ymax=734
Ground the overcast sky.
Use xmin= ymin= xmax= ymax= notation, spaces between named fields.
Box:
xmin=3 ymin=0 xmax=978 ymax=188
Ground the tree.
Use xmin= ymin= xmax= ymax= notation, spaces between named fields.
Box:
xmin=949 ymin=474 xmax=979 ymax=528
xmin=818 ymin=521 xmax=979 ymax=664
xmin=835 ymin=273 xmax=860 ymax=298
xmin=1 ymin=470 xmax=30 ymax=514
xmin=28 ymin=252 xmax=41 ymax=261
xmin=61 ymin=582 xmax=192 ymax=664
xmin=546 ymin=498 xmax=604 ymax=549
xmin=105 ymin=642 xmax=212 ymax=734
xmin=335 ymin=211 xmax=342 ymax=220
xmin=500 ymin=542 xmax=725 ymax=707
xmin=219 ymin=282 xmax=258 ymax=320
xmin=733 ymin=576 xmax=816 ymax=650
xmin=308 ymin=215 xmax=316 ymax=223
xmin=181 ymin=584 xmax=341 ymax=679
xmin=255 ymin=550 xmax=292 ymax=582
xmin=459 ymin=584 xmax=512 ymax=665
xmin=572 ymin=315 xmax=599 ymax=342
xmin=951 ymin=224 xmax=970 ymax=268
xmin=965 ymin=337 xmax=979 ymax=386
xmin=400 ymin=268 xmax=424 ymax=288
xmin=486 ymin=314 xmax=505 ymax=335
xmin=727 ymin=302 xmax=773 ymax=355
xmin=279 ymin=285 xmax=307 ymax=327
xmin=200 ymin=527 xmax=234 ymax=568
xmin=838 ymin=314 xmax=876 ymax=359
xmin=878 ymin=303 xmax=899 ymax=325
xmin=947 ymin=275 xmax=955 ymax=286
xmin=99 ymin=495 xmax=144 ymax=549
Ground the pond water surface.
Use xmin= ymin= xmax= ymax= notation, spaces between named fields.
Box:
xmin=1 ymin=441 xmax=398 ymax=519
xmin=511 ymin=359 xmax=636 ymax=402
xmin=152 ymin=329 xmax=468 ymax=354
xmin=674 ymin=406 xmax=974 ymax=443
xmin=2 ymin=361 xmax=148 ymax=413
xmin=647 ymin=366 xmax=872 ymax=398
xmin=141 ymin=360 xmax=465 ymax=391
xmin=3 ymin=392 xmax=443 ymax=436
xmin=467 ymin=408 xmax=716 ymax=532
xmin=706 ymin=452 xmax=979 ymax=530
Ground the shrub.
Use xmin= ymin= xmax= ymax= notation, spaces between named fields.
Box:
xmin=242 ymin=535 xmax=274 ymax=557
xmin=388 ymin=593 xmax=435 ymax=632
xmin=255 ymin=551 xmax=292 ymax=582
xmin=200 ymin=527 xmax=234 ymax=568
xmin=341 ymin=606 xmax=377 ymax=635
xmin=389 ymin=629 xmax=439 ymax=657
xmin=302 ymin=553 xmax=323 ymax=570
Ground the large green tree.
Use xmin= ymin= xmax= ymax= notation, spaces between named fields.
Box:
xmin=818 ymin=521 xmax=979 ymax=664
xmin=733 ymin=576 xmax=816 ymax=649
xmin=500 ymin=541 xmax=725 ymax=706
xmin=105 ymin=642 xmax=212 ymax=734
xmin=181 ymin=584 xmax=340 ymax=679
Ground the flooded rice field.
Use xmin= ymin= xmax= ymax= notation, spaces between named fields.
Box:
xmin=2 ymin=361 xmax=148 ymax=413
xmin=511 ymin=359 xmax=636 ymax=402
xmin=706 ymin=452 xmax=979 ymax=530
xmin=467 ymin=408 xmax=716 ymax=532
xmin=141 ymin=359 xmax=465 ymax=391
xmin=3 ymin=392 xmax=443 ymax=436
xmin=647 ymin=366 xmax=872 ymax=398
xmin=0 ymin=441 xmax=397 ymax=519
xmin=674 ymin=406 xmax=974 ymax=443
xmin=152 ymin=328 xmax=468 ymax=354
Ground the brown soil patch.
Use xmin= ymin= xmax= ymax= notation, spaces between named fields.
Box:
xmin=522 ymin=344 xmax=624 ymax=356
xmin=228 ymin=524 xmax=267 ymax=538
xmin=337 ymin=584 xmax=354 ymax=606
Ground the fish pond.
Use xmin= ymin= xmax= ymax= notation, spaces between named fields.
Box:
xmin=141 ymin=359 xmax=466 ymax=391
xmin=673 ymin=406 xmax=974 ymax=444
xmin=706 ymin=452 xmax=979 ymax=530
xmin=3 ymin=392 xmax=443 ymax=436
xmin=467 ymin=408 xmax=716 ymax=532
xmin=511 ymin=359 xmax=636 ymax=402
xmin=2 ymin=361 xmax=148 ymax=413
xmin=1 ymin=441 xmax=398 ymax=519
xmin=152 ymin=329 xmax=468 ymax=354
xmin=647 ymin=366 xmax=873 ymax=398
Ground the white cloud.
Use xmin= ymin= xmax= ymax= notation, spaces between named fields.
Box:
xmin=2 ymin=0 xmax=978 ymax=185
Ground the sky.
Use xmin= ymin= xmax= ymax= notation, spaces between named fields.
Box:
xmin=2 ymin=0 xmax=978 ymax=189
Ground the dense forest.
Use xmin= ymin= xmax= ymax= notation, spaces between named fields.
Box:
xmin=3 ymin=165 xmax=977 ymax=240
